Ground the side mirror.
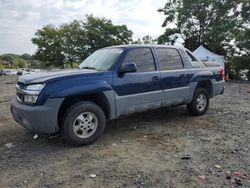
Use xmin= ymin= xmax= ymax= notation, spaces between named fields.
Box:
xmin=119 ymin=63 xmax=137 ymax=74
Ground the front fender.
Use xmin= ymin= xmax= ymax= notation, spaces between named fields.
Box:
xmin=49 ymin=81 xmax=112 ymax=98
xmin=37 ymin=78 xmax=113 ymax=104
xmin=38 ymin=78 xmax=117 ymax=119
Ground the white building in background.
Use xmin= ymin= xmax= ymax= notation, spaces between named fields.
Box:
xmin=193 ymin=45 xmax=225 ymax=69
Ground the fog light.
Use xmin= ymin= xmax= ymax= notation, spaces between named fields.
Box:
xmin=24 ymin=95 xmax=38 ymax=103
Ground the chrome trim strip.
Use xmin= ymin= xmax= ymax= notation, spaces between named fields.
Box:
xmin=163 ymin=86 xmax=189 ymax=92
xmin=16 ymin=84 xmax=40 ymax=95
xmin=16 ymin=95 xmax=22 ymax=102
xmin=115 ymin=90 xmax=162 ymax=98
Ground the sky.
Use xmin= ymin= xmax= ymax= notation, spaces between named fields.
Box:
xmin=0 ymin=0 xmax=167 ymax=55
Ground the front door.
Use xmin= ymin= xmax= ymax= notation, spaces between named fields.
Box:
xmin=113 ymin=47 xmax=162 ymax=116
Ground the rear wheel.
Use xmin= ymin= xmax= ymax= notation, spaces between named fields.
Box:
xmin=62 ymin=101 xmax=106 ymax=146
xmin=187 ymin=88 xmax=209 ymax=116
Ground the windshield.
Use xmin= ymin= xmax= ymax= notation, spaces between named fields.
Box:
xmin=79 ymin=48 xmax=124 ymax=71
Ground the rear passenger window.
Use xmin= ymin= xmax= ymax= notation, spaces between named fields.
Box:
xmin=123 ymin=48 xmax=155 ymax=72
xmin=156 ymin=48 xmax=184 ymax=70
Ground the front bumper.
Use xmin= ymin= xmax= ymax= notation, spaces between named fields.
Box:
xmin=10 ymin=97 xmax=64 ymax=134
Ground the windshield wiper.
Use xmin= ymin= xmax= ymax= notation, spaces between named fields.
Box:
xmin=81 ymin=66 xmax=96 ymax=70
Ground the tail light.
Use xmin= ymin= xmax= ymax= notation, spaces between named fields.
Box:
xmin=220 ymin=68 xmax=224 ymax=80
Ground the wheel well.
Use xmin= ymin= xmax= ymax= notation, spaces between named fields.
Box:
xmin=197 ymin=80 xmax=213 ymax=98
xmin=57 ymin=93 xmax=110 ymax=130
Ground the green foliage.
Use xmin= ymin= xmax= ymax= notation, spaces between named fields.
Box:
xmin=0 ymin=64 xmax=5 ymax=70
xmin=83 ymin=15 xmax=133 ymax=54
xmin=28 ymin=60 xmax=44 ymax=69
xmin=0 ymin=54 xmax=28 ymax=68
xmin=141 ymin=35 xmax=154 ymax=44
xmin=64 ymin=62 xmax=80 ymax=69
xmin=229 ymin=28 xmax=250 ymax=80
xmin=32 ymin=25 xmax=65 ymax=68
xmin=158 ymin=28 xmax=180 ymax=45
xmin=32 ymin=15 xmax=133 ymax=68
xmin=21 ymin=53 xmax=33 ymax=60
xmin=241 ymin=1 xmax=250 ymax=24
xmin=158 ymin=0 xmax=244 ymax=56
xmin=132 ymin=35 xmax=157 ymax=44
xmin=60 ymin=20 xmax=87 ymax=68
xmin=227 ymin=56 xmax=250 ymax=80
xmin=236 ymin=28 xmax=250 ymax=55
xmin=132 ymin=38 xmax=142 ymax=44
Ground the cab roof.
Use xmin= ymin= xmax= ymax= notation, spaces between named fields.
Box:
xmin=105 ymin=44 xmax=185 ymax=50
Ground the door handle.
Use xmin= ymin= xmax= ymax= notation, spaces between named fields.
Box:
xmin=152 ymin=76 xmax=160 ymax=81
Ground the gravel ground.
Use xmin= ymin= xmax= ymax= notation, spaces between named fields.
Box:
xmin=0 ymin=76 xmax=249 ymax=188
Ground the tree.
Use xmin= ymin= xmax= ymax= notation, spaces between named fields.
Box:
xmin=21 ymin=53 xmax=32 ymax=60
xmin=0 ymin=54 xmax=27 ymax=68
xmin=227 ymin=26 xmax=250 ymax=80
xmin=132 ymin=38 xmax=142 ymax=44
xmin=32 ymin=15 xmax=133 ymax=68
xmin=241 ymin=1 xmax=250 ymax=25
xmin=236 ymin=28 xmax=250 ymax=55
xmin=228 ymin=55 xmax=250 ymax=80
xmin=132 ymin=35 xmax=157 ymax=44
xmin=83 ymin=15 xmax=133 ymax=55
xmin=158 ymin=0 xmax=244 ymax=56
xmin=60 ymin=20 xmax=87 ymax=68
xmin=228 ymin=1 xmax=250 ymax=80
xmin=142 ymin=35 xmax=154 ymax=44
xmin=32 ymin=25 xmax=65 ymax=68
xmin=0 ymin=64 xmax=4 ymax=70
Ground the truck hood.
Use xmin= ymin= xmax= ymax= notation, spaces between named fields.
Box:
xmin=18 ymin=69 xmax=104 ymax=85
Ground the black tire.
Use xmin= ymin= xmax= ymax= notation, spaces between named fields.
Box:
xmin=62 ymin=101 xmax=106 ymax=146
xmin=187 ymin=88 xmax=209 ymax=116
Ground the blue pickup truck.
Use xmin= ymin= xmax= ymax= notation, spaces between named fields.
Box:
xmin=10 ymin=45 xmax=224 ymax=146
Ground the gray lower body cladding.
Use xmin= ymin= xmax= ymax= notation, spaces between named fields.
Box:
xmin=212 ymin=81 xmax=225 ymax=96
xmin=10 ymin=97 xmax=64 ymax=134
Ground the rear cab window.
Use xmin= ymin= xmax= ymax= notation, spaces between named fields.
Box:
xmin=156 ymin=48 xmax=184 ymax=70
xmin=123 ymin=48 xmax=156 ymax=72
xmin=185 ymin=50 xmax=206 ymax=68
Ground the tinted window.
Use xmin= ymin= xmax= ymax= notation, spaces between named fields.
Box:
xmin=157 ymin=48 xmax=183 ymax=70
xmin=123 ymin=48 xmax=155 ymax=72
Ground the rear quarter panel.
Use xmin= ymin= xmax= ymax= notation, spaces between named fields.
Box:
xmin=186 ymin=67 xmax=224 ymax=103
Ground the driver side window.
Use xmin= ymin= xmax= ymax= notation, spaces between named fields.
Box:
xmin=123 ymin=48 xmax=156 ymax=72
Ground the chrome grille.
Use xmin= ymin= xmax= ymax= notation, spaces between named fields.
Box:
xmin=17 ymin=93 xmax=24 ymax=102
xmin=16 ymin=82 xmax=25 ymax=102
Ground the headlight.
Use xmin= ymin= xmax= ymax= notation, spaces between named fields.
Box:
xmin=25 ymin=84 xmax=45 ymax=92
xmin=17 ymin=84 xmax=45 ymax=104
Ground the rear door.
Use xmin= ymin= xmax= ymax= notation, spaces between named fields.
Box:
xmin=113 ymin=47 xmax=162 ymax=116
xmin=156 ymin=47 xmax=190 ymax=106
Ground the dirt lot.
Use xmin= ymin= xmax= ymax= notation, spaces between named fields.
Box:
xmin=0 ymin=76 xmax=249 ymax=188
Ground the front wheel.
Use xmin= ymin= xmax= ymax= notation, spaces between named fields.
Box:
xmin=62 ymin=101 xmax=106 ymax=146
xmin=187 ymin=88 xmax=209 ymax=116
